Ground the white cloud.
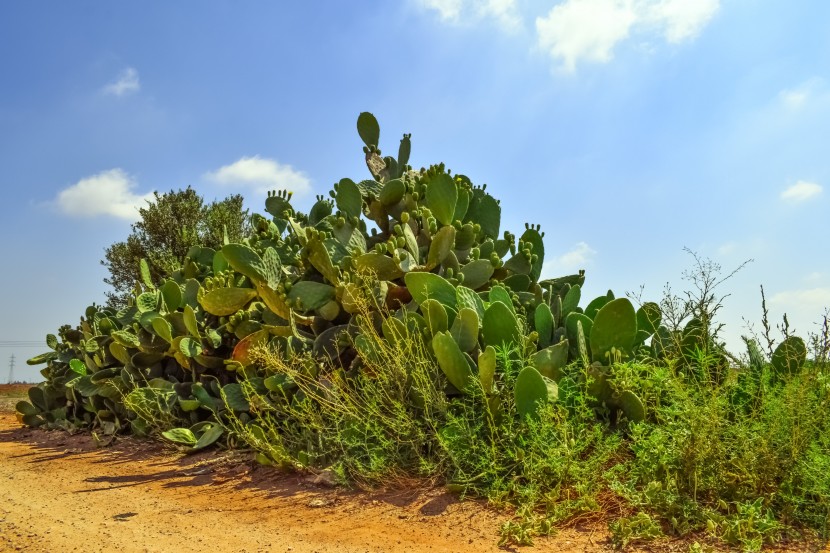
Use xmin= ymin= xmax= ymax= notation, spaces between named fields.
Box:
xmin=205 ymin=156 xmax=312 ymax=197
xmin=770 ymin=287 xmax=830 ymax=315
xmin=536 ymin=0 xmax=637 ymax=72
xmin=643 ymin=0 xmax=720 ymax=43
xmin=420 ymin=0 xmax=463 ymax=21
xmin=779 ymin=78 xmax=824 ymax=110
xmin=418 ymin=0 xmax=521 ymax=30
xmin=103 ymin=67 xmax=140 ymax=97
xmin=780 ymin=180 xmax=822 ymax=203
xmin=56 ymin=169 xmax=153 ymax=220
xmin=542 ymin=241 xmax=596 ymax=276
xmin=536 ymin=0 xmax=719 ymax=71
xmin=717 ymin=242 xmax=737 ymax=256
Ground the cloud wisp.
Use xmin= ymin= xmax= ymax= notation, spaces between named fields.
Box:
xmin=204 ymin=156 xmax=312 ymax=197
xmin=779 ymin=78 xmax=824 ymax=111
xmin=418 ymin=0 xmax=522 ymax=31
xmin=781 ymin=180 xmax=823 ymax=203
xmin=535 ymin=0 xmax=720 ymax=71
xmin=542 ymin=241 xmax=596 ymax=276
xmin=56 ymin=169 xmax=154 ymax=220
xmin=103 ymin=67 xmax=140 ymax=97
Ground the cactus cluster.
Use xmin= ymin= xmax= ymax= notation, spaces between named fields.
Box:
xmin=31 ymin=112 xmax=808 ymax=441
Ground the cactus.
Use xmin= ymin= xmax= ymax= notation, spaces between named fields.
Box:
xmin=433 ymin=331 xmax=474 ymax=393
xmin=515 ymin=366 xmax=553 ymax=419
xmin=770 ymin=336 xmax=807 ymax=377
xmin=590 ymin=298 xmax=637 ymax=363
xmin=20 ymin=111 xmax=709 ymax=447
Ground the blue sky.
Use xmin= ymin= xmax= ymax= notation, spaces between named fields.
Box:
xmin=2 ymin=1 xmax=828 ymax=381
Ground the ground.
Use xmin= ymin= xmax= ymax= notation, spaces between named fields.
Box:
xmin=0 ymin=384 xmax=827 ymax=553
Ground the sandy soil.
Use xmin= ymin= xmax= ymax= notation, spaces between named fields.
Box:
xmin=1 ymin=386 xmax=827 ymax=553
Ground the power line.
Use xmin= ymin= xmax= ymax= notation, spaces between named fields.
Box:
xmin=8 ymin=354 xmax=14 ymax=384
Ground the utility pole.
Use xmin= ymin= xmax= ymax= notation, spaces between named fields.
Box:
xmin=7 ymin=354 xmax=14 ymax=384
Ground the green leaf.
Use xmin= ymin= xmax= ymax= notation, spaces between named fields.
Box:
xmin=162 ymin=428 xmax=197 ymax=446
xmin=192 ymin=424 xmax=224 ymax=451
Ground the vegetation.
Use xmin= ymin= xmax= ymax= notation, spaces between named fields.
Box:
xmin=102 ymin=187 xmax=250 ymax=307
xmin=19 ymin=114 xmax=830 ymax=551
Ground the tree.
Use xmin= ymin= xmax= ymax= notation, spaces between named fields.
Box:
xmin=102 ymin=187 xmax=250 ymax=307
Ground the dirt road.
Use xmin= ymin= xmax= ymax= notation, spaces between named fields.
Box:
xmin=1 ymin=396 xmax=826 ymax=553
xmin=0 ymin=410 xmax=617 ymax=553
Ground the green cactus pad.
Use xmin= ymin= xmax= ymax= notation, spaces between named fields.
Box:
xmin=483 ymin=301 xmax=521 ymax=349
xmin=771 ymin=336 xmax=807 ymax=376
xmin=108 ymin=342 xmax=130 ymax=365
xmin=162 ymin=427 xmax=198 ymax=446
xmin=357 ymin=112 xmax=380 ymax=147
xmin=178 ymin=397 xmax=201 ymax=412
xmin=488 ymin=285 xmax=514 ymax=311
xmin=308 ymin=198 xmax=333 ymax=226
xmin=455 ymin=285 xmax=486 ymax=320
xmin=421 ymin=299 xmax=449 ymax=337
xmin=427 ymin=226 xmax=456 ymax=270
xmin=183 ymin=304 xmax=200 ymax=338
xmin=464 ymin=189 xmax=500 ymax=239
xmin=335 ymin=178 xmax=363 ymax=219
xmin=354 ymin=252 xmax=404 ymax=281
xmin=25 ymin=351 xmax=56 ymax=366
xmin=561 ymin=284 xmax=581 ymax=318
xmin=425 ymin=173 xmax=458 ymax=227
xmin=305 ymin=236 xmax=341 ymax=285
xmin=618 ymin=390 xmax=645 ymax=422
xmin=16 ymin=400 xmax=38 ymax=417
xmin=222 ymin=244 xmax=268 ymax=283
xmin=286 ymin=281 xmax=336 ymax=311
xmin=151 ymin=317 xmax=174 ymax=343
xmin=402 ymin=224 xmax=420 ymax=263
xmin=193 ymin=424 xmax=224 ymax=450
xmin=636 ymin=302 xmax=662 ymax=334
xmin=139 ymin=258 xmax=154 ymax=288
xmin=590 ymin=298 xmax=637 ymax=363
xmin=405 ymin=272 xmax=457 ymax=309
xmin=199 ymin=287 xmax=257 ymax=317
xmin=450 ymin=307 xmax=480 ymax=352
xmin=222 ymin=383 xmax=251 ymax=412
xmin=178 ymin=337 xmax=203 ymax=358
xmin=160 ymin=280 xmax=182 ymax=312
xmin=458 ymin=259 xmax=494 ymax=291
xmin=379 ymin=178 xmax=405 ymax=206
xmin=520 ymin=227 xmax=545 ymax=283
xmin=530 ymin=340 xmax=569 ymax=381
xmin=68 ymin=358 xmax=87 ymax=376
xmin=453 ymin=185 xmax=470 ymax=222
xmin=136 ymin=292 xmax=158 ymax=313
xmin=478 ymin=345 xmax=496 ymax=394
xmin=433 ymin=331 xmax=474 ymax=394
xmin=535 ymin=303 xmax=554 ymax=349
xmin=515 ymin=366 xmax=550 ymax=419
xmin=503 ymin=251 xmax=531 ymax=275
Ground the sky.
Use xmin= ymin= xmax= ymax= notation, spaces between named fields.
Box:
xmin=1 ymin=1 xmax=829 ymax=382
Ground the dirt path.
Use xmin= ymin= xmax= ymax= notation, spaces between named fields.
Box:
xmin=0 ymin=411 xmax=615 ymax=553
xmin=1 ymin=402 xmax=827 ymax=553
